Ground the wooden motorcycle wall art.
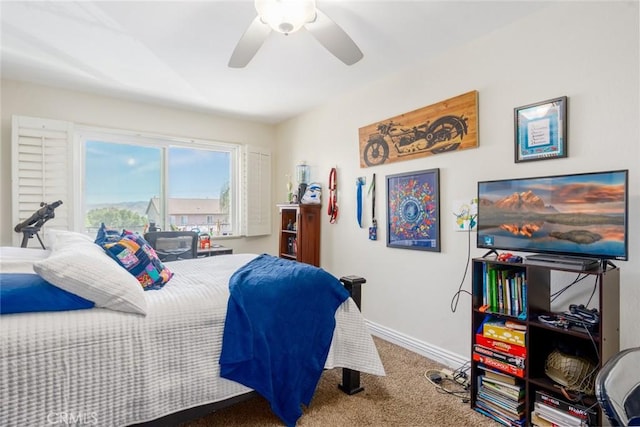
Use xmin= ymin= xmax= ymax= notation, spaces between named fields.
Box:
xmin=358 ymin=90 xmax=479 ymax=167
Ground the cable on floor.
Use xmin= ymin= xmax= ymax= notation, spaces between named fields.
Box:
xmin=423 ymin=368 xmax=470 ymax=400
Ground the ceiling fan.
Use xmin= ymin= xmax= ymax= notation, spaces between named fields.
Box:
xmin=228 ymin=0 xmax=363 ymax=68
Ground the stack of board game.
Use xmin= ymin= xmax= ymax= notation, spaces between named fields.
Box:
xmin=473 ymin=317 xmax=526 ymax=378
xmin=473 ymin=316 xmax=527 ymax=426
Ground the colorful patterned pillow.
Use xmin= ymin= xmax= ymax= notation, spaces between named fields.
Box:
xmin=102 ymin=231 xmax=173 ymax=290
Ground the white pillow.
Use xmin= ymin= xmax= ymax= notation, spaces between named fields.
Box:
xmin=45 ymin=228 xmax=94 ymax=250
xmin=33 ymin=232 xmax=147 ymax=315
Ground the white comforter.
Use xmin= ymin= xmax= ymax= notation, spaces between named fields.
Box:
xmin=0 ymin=251 xmax=384 ymax=427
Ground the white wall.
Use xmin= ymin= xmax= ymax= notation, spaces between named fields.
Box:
xmin=0 ymin=80 xmax=279 ymax=255
xmin=275 ymin=1 xmax=640 ymax=356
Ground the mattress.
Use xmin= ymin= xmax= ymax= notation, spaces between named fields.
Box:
xmin=0 ymin=246 xmax=51 ymax=273
xmin=0 ymin=252 xmax=384 ymax=427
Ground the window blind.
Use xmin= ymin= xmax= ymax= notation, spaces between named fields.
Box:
xmin=244 ymin=145 xmax=271 ymax=236
xmin=11 ymin=115 xmax=75 ymax=247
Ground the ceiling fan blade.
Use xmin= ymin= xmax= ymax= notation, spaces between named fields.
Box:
xmin=228 ymin=16 xmax=271 ymax=68
xmin=306 ymin=8 xmax=363 ymax=66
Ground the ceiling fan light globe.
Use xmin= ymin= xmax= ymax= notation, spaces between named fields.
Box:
xmin=255 ymin=0 xmax=316 ymax=34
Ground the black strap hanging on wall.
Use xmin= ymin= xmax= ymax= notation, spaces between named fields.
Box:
xmin=368 ymin=174 xmax=377 ymax=240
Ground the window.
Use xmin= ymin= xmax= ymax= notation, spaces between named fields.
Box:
xmin=167 ymin=146 xmax=231 ymax=235
xmin=84 ymin=140 xmax=161 ymax=235
xmin=12 ymin=116 xmax=271 ymax=248
xmin=81 ymin=131 xmax=235 ymax=236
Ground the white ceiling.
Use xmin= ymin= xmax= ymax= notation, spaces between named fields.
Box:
xmin=1 ymin=1 xmax=548 ymax=124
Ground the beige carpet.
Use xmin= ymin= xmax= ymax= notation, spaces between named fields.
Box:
xmin=184 ymin=337 xmax=498 ymax=426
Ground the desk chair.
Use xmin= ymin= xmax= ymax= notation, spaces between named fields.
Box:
xmin=595 ymin=346 xmax=640 ymax=426
xmin=143 ymin=231 xmax=198 ymax=262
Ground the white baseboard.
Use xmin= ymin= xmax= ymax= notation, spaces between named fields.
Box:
xmin=366 ymin=320 xmax=470 ymax=370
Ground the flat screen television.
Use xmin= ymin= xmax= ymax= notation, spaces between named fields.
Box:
xmin=477 ymin=170 xmax=628 ymax=261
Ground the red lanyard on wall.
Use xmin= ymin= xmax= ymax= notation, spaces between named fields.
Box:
xmin=328 ymin=168 xmax=338 ymax=224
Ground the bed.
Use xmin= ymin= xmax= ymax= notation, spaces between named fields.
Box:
xmin=0 ymin=239 xmax=384 ymax=427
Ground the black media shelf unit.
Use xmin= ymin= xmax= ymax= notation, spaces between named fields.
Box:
xmin=470 ymin=257 xmax=620 ymax=426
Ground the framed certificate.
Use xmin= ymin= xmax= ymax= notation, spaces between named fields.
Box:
xmin=514 ymin=96 xmax=567 ymax=163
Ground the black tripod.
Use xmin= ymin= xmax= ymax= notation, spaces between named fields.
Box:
xmin=20 ymin=226 xmax=47 ymax=249
xmin=14 ymin=200 xmax=63 ymax=249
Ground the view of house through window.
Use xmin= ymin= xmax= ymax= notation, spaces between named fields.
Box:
xmin=83 ymin=137 xmax=233 ymax=237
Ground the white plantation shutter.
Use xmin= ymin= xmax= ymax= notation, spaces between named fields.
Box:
xmin=12 ymin=115 xmax=74 ymax=247
xmin=243 ymin=145 xmax=271 ymax=236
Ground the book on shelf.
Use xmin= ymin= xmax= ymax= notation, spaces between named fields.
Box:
xmin=535 ymin=390 xmax=597 ymax=426
xmin=479 ymin=385 xmax=524 ymax=406
xmin=473 ymin=352 xmax=525 ymax=378
xmin=477 ymin=395 xmax=524 ymax=419
xmin=521 ymin=279 xmax=527 ymax=317
xmin=474 ymin=406 xmax=526 ymax=427
xmin=478 ymin=364 xmax=522 ymax=385
xmin=531 ymin=410 xmax=562 ymax=427
xmin=485 ymin=264 xmax=497 ymax=310
xmin=497 ymin=273 xmax=504 ymax=312
xmin=475 ymin=334 xmax=527 ymax=358
xmin=474 ymin=344 xmax=525 ymax=368
xmin=477 ymin=388 xmax=525 ymax=414
xmin=480 ymin=376 xmax=525 ymax=400
xmin=482 ymin=262 xmax=488 ymax=306
xmin=515 ymin=275 xmax=522 ymax=315
xmin=479 ymin=377 xmax=525 ymax=399
xmin=533 ymin=402 xmax=587 ymax=427
xmin=482 ymin=265 xmax=526 ymax=316
xmin=476 ymin=399 xmax=526 ymax=426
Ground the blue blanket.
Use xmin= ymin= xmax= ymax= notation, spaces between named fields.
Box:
xmin=219 ymin=254 xmax=349 ymax=426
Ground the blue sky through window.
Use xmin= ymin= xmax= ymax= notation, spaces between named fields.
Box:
xmin=168 ymin=146 xmax=230 ymax=199
xmin=85 ymin=141 xmax=230 ymax=205
xmin=85 ymin=141 xmax=160 ymax=204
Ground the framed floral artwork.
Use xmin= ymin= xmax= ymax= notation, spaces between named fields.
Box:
xmin=386 ymin=168 xmax=440 ymax=251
